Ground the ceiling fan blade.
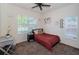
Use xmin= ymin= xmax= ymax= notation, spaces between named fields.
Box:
xmin=35 ymin=3 xmax=40 ymax=4
xmin=42 ymin=5 xmax=51 ymax=7
xmin=32 ymin=5 xmax=38 ymax=8
xmin=39 ymin=6 xmax=42 ymax=11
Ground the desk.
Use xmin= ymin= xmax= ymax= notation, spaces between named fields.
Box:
xmin=0 ymin=36 xmax=14 ymax=54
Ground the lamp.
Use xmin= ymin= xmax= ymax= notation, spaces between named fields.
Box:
xmin=6 ymin=25 xmax=11 ymax=37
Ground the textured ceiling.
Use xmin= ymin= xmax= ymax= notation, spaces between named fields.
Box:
xmin=12 ymin=3 xmax=74 ymax=13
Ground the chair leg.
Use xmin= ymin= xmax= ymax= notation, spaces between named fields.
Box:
xmin=0 ymin=48 xmax=10 ymax=55
xmin=8 ymin=45 xmax=16 ymax=54
xmin=6 ymin=45 xmax=12 ymax=52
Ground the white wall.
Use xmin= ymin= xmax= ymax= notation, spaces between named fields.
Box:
xmin=0 ymin=4 xmax=41 ymax=44
xmin=0 ymin=4 xmax=1 ymax=33
xmin=42 ymin=4 xmax=79 ymax=48
xmin=0 ymin=4 xmax=1 ymax=35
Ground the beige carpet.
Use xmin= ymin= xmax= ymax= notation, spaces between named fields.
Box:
xmin=15 ymin=41 xmax=79 ymax=55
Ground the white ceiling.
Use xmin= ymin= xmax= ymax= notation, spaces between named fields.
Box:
xmin=12 ymin=3 xmax=74 ymax=13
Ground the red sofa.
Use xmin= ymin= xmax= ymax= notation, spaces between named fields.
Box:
xmin=34 ymin=33 xmax=60 ymax=51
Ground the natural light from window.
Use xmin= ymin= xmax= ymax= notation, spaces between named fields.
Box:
xmin=17 ymin=15 xmax=37 ymax=34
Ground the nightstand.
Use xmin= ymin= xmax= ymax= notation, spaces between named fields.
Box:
xmin=27 ymin=33 xmax=34 ymax=42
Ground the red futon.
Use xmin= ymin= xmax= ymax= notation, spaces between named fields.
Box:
xmin=34 ymin=33 xmax=60 ymax=51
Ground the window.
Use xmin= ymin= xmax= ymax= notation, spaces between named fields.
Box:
xmin=17 ymin=15 xmax=37 ymax=34
xmin=64 ymin=16 xmax=78 ymax=40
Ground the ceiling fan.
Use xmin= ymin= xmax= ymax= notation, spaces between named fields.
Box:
xmin=32 ymin=3 xmax=51 ymax=11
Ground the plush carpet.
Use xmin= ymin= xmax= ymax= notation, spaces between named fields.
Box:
xmin=15 ymin=41 xmax=79 ymax=55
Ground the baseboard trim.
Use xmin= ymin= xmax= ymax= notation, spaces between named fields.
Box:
xmin=60 ymin=42 xmax=79 ymax=50
xmin=15 ymin=41 xmax=27 ymax=45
